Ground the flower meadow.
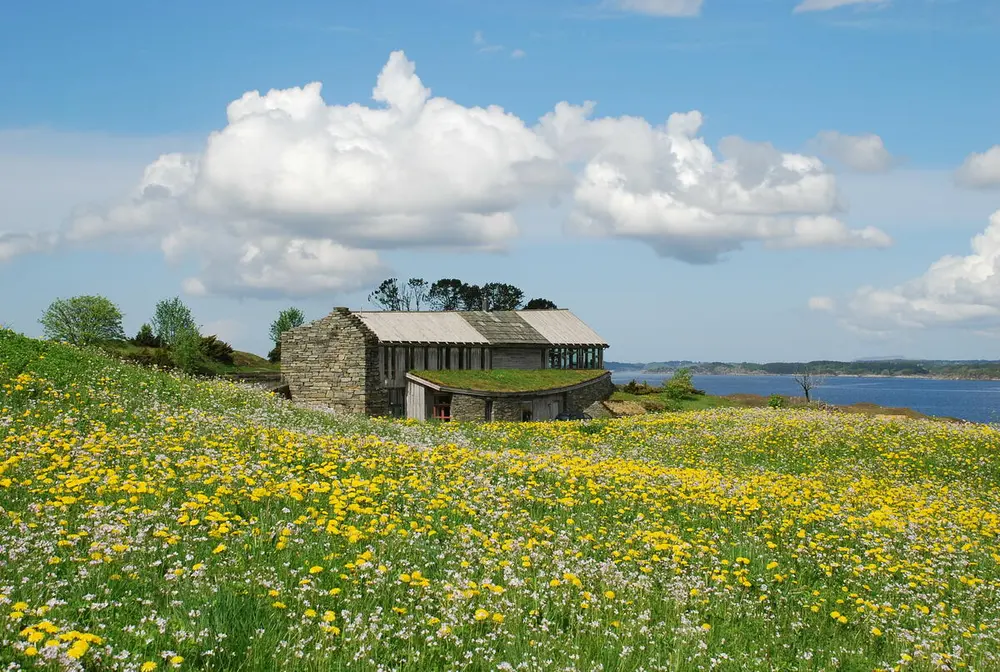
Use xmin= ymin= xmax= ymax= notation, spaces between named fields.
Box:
xmin=2 ymin=330 xmax=1000 ymax=671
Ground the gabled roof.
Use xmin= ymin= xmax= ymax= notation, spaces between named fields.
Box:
xmin=354 ymin=311 xmax=488 ymax=345
xmin=459 ymin=311 xmax=548 ymax=345
xmin=516 ymin=310 xmax=608 ymax=346
xmin=350 ymin=309 xmax=607 ymax=347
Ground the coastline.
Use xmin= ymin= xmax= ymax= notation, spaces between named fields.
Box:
xmin=615 ymin=371 xmax=1000 ymax=382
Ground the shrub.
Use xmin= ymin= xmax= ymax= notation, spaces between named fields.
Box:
xmin=268 ymin=342 xmax=281 ymax=364
xmin=619 ymin=379 xmax=659 ymax=396
xmin=663 ymin=368 xmax=702 ymax=400
xmin=200 ymin=334 xmax=235 ymax=365
xmin=768 ymin=394 xmax=786 ymax=408
xmin=131 ymin=323 xmax=162 ymax=348
xmin=118 ymin=347 xmax=174 ymax=370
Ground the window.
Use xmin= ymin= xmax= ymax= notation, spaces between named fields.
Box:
xmin=432 ymin=393 xmax=452 ymax=422
xmin=520 ymin=402 xmax=533 ymax=422
xmin=485 ymin=400 xmax=493 ymax=422
xmin=549 ymin=347 xmax=603 ymax=370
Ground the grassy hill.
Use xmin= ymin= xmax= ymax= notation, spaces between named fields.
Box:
xmin=2 ymin=329 xmax=1000 ymax=670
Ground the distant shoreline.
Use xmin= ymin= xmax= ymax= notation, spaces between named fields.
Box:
xmin=611 ymin=370 xmax=1000 ymax=382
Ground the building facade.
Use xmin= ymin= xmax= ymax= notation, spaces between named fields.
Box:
xmin=281 ymin=307 xmax=611 ymax=421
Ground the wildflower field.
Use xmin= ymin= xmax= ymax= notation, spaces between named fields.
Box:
xmin=2 ymin=330 xmax=1000 ymax=671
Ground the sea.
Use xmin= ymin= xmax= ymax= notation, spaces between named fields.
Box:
xmin=610 ymin=372 xmax=1000 ymax=424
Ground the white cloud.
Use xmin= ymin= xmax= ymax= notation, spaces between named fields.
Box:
xmin=3 ymin=50 xmax=889 ymax=294
xmin=809 ymin=130 xmax=895 ymax=173
xmin=615 ymin=0 xmax=703 ymax=16
xmin=833 ymin=210 xmax=1000 ymax=332
xmin=793 ymin=0 xmax=888 ymax=13
xmin=473 ymin=30 xmax=504 ymax=53
xmin=511 ymin=49 xmax=527 ymax=59
xmin=536 ymin=103 xmax=890 ymax=262
xmin=955 ymin=146 xmax=1000 ymax=189
xmin=48 ymin=51 xmax=563 ymax=296
xmin=808 ymin=296 xmax=836 ymax=312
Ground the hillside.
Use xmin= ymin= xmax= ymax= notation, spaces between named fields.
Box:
xmin=2 ymin=329 xmax=1000 ymax=670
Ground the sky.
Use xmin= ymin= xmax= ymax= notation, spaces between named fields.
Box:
xmin=2 ymin=0 xmax=1000 ymax=363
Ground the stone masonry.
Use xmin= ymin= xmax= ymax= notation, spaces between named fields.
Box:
xmin=281 ymin=308 xmax=388 ymax=415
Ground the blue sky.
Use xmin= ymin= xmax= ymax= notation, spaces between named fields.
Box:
xmin=3 ymin=0 xmax=1000 ymax=362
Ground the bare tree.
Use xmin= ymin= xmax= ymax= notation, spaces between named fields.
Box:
xmin=792 ymin=371 xmax=823 ymax=402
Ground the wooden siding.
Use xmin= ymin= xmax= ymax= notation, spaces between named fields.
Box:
xmin=491 ymin=347 xmax=545 ymax=369
xmin=405 ymin=380 xmax=426 ymax=421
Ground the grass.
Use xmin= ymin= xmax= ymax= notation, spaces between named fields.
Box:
xmin=3 ymin=328 xmax=1000 ymax=670
xmin=99 ymin=340 xmax=279 ymax=374
xmin=410 ymin=367 xmax=607 ymax=393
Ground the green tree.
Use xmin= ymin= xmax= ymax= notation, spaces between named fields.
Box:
xmin=428 ymin=279 xmax=465 ymax=311
xmin=269 ymin=307 xmax=306 ymax=346
xmin=151 ymin=297 xmax=197 ymax=347
xmin=480 ymin=282 xmax=525 ymax=311
xmin=39 ymin=295 xmax=125 ymax=345
xmin=407 ymin=278 xmax=429 ymax=310
xmin=524 ymin=298 xmax=557 ymax=310
xmin=369 ymin=278 xmax=406 ymax=311
xmin=171 ymin=325 xmax=205 ymax=374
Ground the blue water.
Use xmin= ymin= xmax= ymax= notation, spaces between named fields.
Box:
xmin=610 ymin=372 xmax=1000 ymax=424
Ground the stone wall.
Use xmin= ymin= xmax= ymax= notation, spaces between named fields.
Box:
xmin=281 ymin=308 xmax=388 ymax=415
xmin=565 ymin=373 xmax=615 ymax=413
xmin=450 ymin=394 xmax=486 ymax=422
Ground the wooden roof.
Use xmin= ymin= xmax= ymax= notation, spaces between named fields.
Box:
xmin=349 ymin=309 xmax=607 ymax=347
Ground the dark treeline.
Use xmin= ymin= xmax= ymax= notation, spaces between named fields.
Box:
xmin=368 ymin=277 xmax=557 ymax=312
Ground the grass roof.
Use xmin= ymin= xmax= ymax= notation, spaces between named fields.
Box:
xmin=409 ymin=368 xmax=607 ymax=393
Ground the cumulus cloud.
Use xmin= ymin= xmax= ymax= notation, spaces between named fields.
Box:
xmin=536 ymin=103 xmax=890 ymax=263
xmin=4 ymin=50 xmax=888 ymax=295
xmin=0 ymin=231 xmax=59 ymax=262
xmin=793 ymin=0 xmax=887 ymax=13
xmin=614 ymin=0 xmax=703 ymax=16
xmin=830 ymin=210 xmax=1000 ymax=332
xmin=955 ymin=146 xmax=1000 ymax=189
xmin=809 ymin=130 xmax=895 ymax=173
xmin=50 ymin=51 xmax=564 ymax=296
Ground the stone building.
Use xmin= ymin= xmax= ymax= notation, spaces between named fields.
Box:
xmin=281 ymin=307 xmax=611 ymax=421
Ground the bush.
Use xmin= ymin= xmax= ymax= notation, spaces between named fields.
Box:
xmin=619 ymin=379 xmax=659 ymax=396
xmin=663 ymin=368 xmax=702 ymax=400
xmin=131 ymin=323 xmax=162 ymax=348
xmin=268 ymin=342 xmax=281 ymax=364
xmin=200 ymin=335 xmax=234 ymax=365
xmin=768 ymin=394 xmax=786 ymax=408
xmin=117 ymin=347 xmax=174 ymax=370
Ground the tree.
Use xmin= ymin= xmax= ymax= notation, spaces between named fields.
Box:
xmin=407 ymin=278 xmax=429 ymax=311
xmin=428 ymin=279 xmax=465 ymax=311
xmin=39 ymin=295 xmax=125 ymax=346
xmin=793 ymin=371 xmax=822 ymax=402
xmin=199 ymin=334 xmax=234 ymax=365
xmin=369 ymin=278 xmax=406 ymax=311
xmin=459 ymin=283 xmax=484 ymax=311
xmin=131 ymin=323 xmax=162 ymax=348
xmin=480 ymin=283 xmax=525 ymax=311
xmin=524 ymin=298 xmax=558 ymax=310
xmin=171 ymin=325 xmax=205 ymax=374
xmin=269 ymin=307 xmax=306 ymax=346
xmin=151 ymin=297 xmax=197 ymax=347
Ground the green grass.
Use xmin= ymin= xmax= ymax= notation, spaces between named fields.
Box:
xmin=98 ymin=341 xmax=279 ymax=374
xmin=611 ymin=389 xmax=738 ymax=412
xmin=4 ymin=330 xmax=1000 ymax=670
xmin=410 ymin=368 xmax=607 ymax=392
